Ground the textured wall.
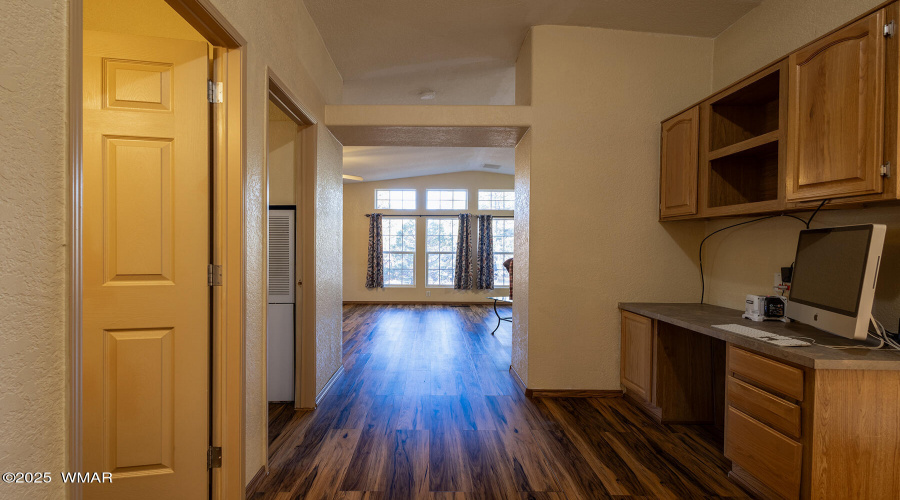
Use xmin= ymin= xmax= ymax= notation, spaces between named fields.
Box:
xmin=704 ymin=0 xmax=900 ymax=328
xmin=314 ymin=126 xmax=344 ymax=394
xmin=0 ymin=1 xmax=68 ymax=499
xmin=512 ymin=130 xmax=531 ymax=385
xmin=523 ymin=26 xmax=710 ymax=390
xmin=342 ymin=171 xmax=514 ymax=303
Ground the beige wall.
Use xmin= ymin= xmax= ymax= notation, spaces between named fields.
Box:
xmin=512 ymin=130 xmax=531 ymax=385
xmin=312 ymin=126 xmax=344 ymax=394
xmin=0 ymin=1 xmax=68 ymax=499
xmin=520 ymin=26 xmax=711 ymax=390
xmin=704 ymin=0 xmax=900 ymax=327
xmin=343 ymin=171 xmax=514 ymax=302
xmin=0 ymin=0 xmax=343 ymax=495
xmin=268 ymin=102 xmax=297 ymax=206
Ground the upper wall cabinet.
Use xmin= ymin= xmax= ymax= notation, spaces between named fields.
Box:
xmin=659 ymin=2 xmax=900 ymax=220
xmin=786 ymin=9 xmax=886 ymax=202
xmin=660 ymin=107 xmax=699 ymax=218
xmin=700 ymin=62 xmax=787 ymax=217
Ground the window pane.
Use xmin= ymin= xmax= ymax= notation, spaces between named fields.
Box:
xmin=477 ymin=190 xmax=515 ymax=210
xmin=374 ymin=189 xmax=416 ymax=210
xmin=426 ymin=189 xmax=467 ymax=210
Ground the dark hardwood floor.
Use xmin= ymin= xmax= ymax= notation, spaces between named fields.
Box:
xmin=255 ymin=304 xmax=749 ymax=499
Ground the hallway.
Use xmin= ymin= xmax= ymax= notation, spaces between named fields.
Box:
xmin=254 ymin=304 xmax=748 ymax=499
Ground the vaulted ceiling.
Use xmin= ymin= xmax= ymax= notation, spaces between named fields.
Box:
xmin=305 ymin=0 xmax=760 ymax=105
xmin=305 ymin=0 xmax=761 ymax=181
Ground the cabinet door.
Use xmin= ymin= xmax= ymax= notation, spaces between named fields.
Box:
xmin=786 ymin=10 xmax=886 ymax=201
xmin=660 ymin=107 xmax=700 ymax=217
xmin=621 ymin=311 xmax=654 ymax=402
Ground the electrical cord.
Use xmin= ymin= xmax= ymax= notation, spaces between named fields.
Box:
xmin=698 ymin=200 xmax=828 ymax=304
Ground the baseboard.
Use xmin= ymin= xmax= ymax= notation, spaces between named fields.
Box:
xmin=509 ymin=365 xmax=527 ymax=395
xmin=314 ymin=364 xmax=345 ymax=406
xmin=245 ymin=465 xmax=266 ymax=497
xmin=343 ymin=301 xmax=497 ymax=305
xmin=528 ymin=389 xmax=623 ymax=398
xmin=508 ymin=366 xmax=623 ymax=399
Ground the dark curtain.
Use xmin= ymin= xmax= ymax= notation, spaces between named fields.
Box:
xmin=476 ymin=215 xmax=494 ymax=289
xmin=365 ymin=214 xmax=384 ymax=288
xmin=454 ymin=213 xmax=474 ymax=289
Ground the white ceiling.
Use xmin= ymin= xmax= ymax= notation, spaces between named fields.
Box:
xmin=343 ymin=146 xmax=514 ymax=182
xmin=305 ymin=0 xmax=760 ymax=105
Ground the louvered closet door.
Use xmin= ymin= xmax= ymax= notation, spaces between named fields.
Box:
xmin=268 ymin=210 xmax=295 ymax=304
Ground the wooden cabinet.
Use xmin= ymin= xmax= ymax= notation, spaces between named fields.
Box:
xmin=786 ymin=9 xmax=887 ymax=202
xmin=725 ymin=345 xmax=805 ymax=500
xmin=701 ymin=62 xmax=787 ymax=217
xmin=659 ymin=4 xmax=900 ymax=218
xmin=660 ymin=107 xmax=699 ymax=218
xmin=620 ymin=311 xmax=654 ymax=403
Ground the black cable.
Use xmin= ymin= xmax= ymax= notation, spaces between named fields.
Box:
xmin=698 ymin=200 xmax=830 ymax=304
xmin=805 ymin=199 xmax=828 ymax=228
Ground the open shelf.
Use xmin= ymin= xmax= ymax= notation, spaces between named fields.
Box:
xmin=708 ymin=140 xmax=779 ymax=208
xmin=708 ymin=129 xmax=779 ymax=161
xmin=709 ymin=70 xmax=780 ymax=151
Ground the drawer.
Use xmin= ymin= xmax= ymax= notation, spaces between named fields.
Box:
xmin=728 ymin=345 xmax=804 ymax=401
xmin=727 ymin=376 xmax=801 ymax=438
xmin=725 ymin=407 xmax=802 ymax=499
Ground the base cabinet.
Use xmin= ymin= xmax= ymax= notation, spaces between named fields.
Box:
xmin=620 ymin=311 xmax=654 ymax=403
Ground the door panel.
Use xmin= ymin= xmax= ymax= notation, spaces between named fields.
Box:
xmin=620 ymin=311 xmax=654 ymax=403
xmin=786 ymin=10 xmax=885 ymax=201
xmin=83 ymin=30 xmax=210 ymax=499
xmin=660 ymin=107 xmax=700 ymax=217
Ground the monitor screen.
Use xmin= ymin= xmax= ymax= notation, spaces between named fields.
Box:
xmin=789 ymin=225 xmax=874 ymax=317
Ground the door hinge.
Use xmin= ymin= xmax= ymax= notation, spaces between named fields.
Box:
xmin=207 ymin=80 xmax=224 ymax=103
xmin=882 ymin=162 xmax=892 ymax=178
xmin=208 ymin=264 xmax=223 ymax=286
xmin=885 ymin=21 xmax=895 ymax=37
xmin=207 ymin=446 xmax=222 ymax=469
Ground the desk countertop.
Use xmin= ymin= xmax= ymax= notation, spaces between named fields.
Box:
xmin=618 ymin=302 xmax=900 ymax=370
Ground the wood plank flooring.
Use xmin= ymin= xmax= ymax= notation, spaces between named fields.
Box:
xmin=255 ymin=304 xmax=749 ymax=499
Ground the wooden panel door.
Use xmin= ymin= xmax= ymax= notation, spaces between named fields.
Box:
xmin=620 ymin=311 xmax=654 ymax=402
xmin=83 ymin=31 xmax=210 ymax=499
xmin=660 ymin=107 xmax=699 ymax=218
xmin=786 ymin=10 xmax=886 ymax=201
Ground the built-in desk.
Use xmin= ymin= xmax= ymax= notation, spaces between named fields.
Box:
xmin=618 ymin=302 xmax=900 ymax=500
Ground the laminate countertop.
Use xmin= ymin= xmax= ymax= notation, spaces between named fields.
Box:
xmin=618 ymin=302 xmax=900 ymax=370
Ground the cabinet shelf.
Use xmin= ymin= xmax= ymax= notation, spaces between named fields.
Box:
xmin=708 ymin=140 xmax=779 ymax=208
xmin=708 ymin=130 xmax=780 ymax=161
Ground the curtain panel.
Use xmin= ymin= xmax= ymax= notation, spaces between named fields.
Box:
xmin=365 ymin=214 xmax=384 ymax=288
xmin=454 ymin=214 xmax=474 ymax=289
xmin=476 ymin=214 xmax=494 ymax=289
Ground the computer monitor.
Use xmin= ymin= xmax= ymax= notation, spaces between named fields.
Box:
xmin=785 ymin=224 xmax=886 ymax=340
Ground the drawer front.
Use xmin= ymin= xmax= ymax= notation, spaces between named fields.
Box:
xmin=728 ymin=345 xmax=804 ymax=400
xmin=725 ymin=407 xmax=802 ymax=499
xmin=727 ymin=376 xmax=801 ymax=438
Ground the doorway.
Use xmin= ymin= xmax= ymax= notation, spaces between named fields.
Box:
xmin=264 ymin=72 xmax=317 ymax=467
xmin=71 ymin=0 xmax=245 ymax=498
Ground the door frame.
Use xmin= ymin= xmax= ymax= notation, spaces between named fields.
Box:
xmin=67 ymin=1 xmax=246 ymax=499
xmin=265 ymin=71 xmax=317 ymax=414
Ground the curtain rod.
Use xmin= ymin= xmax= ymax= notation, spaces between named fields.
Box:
xmin=365 ymin=214 xmax=514 ymax=218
